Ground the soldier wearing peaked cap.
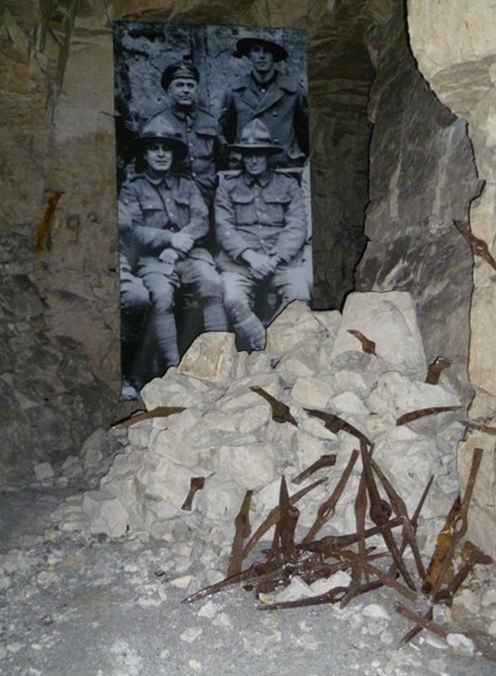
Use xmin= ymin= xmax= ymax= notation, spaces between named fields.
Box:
xmin=146 ymin=61 xmax=225 ymax=207
xmin=215 ymin=119 xmax=311 ymax=351
xmin=220 ymin=35 xmax=309 ymax=168
xmin=118 ymin=116 xmax=227 ymax=395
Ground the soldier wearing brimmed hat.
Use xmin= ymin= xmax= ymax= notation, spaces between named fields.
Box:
xmin=215 ymin=119 xmax=311 ymax=351
xmin=146 ymin=61 xmax=224 ymax=206
xmin=118 ymin=116 xmax=227 ymax=395
xmin=220 ymin=34 xmax=308 ymax=168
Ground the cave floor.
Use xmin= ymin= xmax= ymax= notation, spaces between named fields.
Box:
xmin=1 ymin=485 xmax=496 ymax=676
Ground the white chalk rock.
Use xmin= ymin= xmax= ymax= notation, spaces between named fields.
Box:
xmin=362 ymin=603 xmax=391 ymax=621
xmin=446 ymin=633 xmax=475 ymax=655
xmin=82 ymin=489 xmax=129 ymax=538
xmin=269 ymin=576 xmax=314 ymax=603
xmin=141 ymin=370 xmax=220 ymax=409
xmin=309 ymin=571 xmax=351 ymax=595
xmin=330 ymin=391 xmax=369 ymax=418
xmin=313 ymin=309 xmax=342 ymax=338
xmin=216 ymin=444 xmax=275 ymax=489
xmin=291 ymin=377 xmax=334 ymax=409
xmin=266 ymin=301 xmax=325 ymax=354
xmin=80 ymin=428 xmax=106 ymax=470
xmin=331 ymin=291 xmax=427 ymax=379
xmin=195 ymin=476 xmax=244 ymax=522
xmin=34 ymin=462 xmax=54 ymax=481
xmin=177 ymin=332 xmax=238 ymax=382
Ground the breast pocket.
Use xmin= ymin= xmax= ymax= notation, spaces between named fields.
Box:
xmin=262 ymin=194 xmax=290 ymax=226
xmin=232 ymin=193 xmax=257 ymax=225
xmin=172 ymin=193 xmax=191 ymax=228
xmin=140 ymin=198 xmax=166 ymax=229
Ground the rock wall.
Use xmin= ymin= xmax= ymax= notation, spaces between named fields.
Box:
xmin=407 ymin=0 xmax=496 ymax=556
xmin=1 ymin=0 xmax=373 ymax=477
xmin=355 ymin=1 xmax=480 ymax=402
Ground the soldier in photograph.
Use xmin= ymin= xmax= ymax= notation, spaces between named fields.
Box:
xmin=147 ymin=61 xmax=225 ymax=207
xmin=220 ymin=35 xmax=309 ymax=168
xmin=118 ymin=116 xmax=227 ymax=395
xmin=215 ymin=119 xmax=311 ymax=351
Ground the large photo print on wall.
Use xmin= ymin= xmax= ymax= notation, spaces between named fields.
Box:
xmin=113 ymin=22 xmax=312 ymax=400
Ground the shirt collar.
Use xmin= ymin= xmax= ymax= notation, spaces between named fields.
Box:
xmin=140 ymin=171 xmax=175 ymax=189
xmin=174 ymin=106 xmax=197 ymax=122
xmin=250 ymin=71 xmax=277 ymax=91
xmin=243 ymin=170 xmax=273 ymax=188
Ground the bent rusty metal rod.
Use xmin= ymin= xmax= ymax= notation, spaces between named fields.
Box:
xmin=241 ymin=478 xmax=326 ymax=560
xmin=181 ymin=477 xmax=205 ymax=511
xmin=360 ymin=440 xmax=416 ymax=590
xmin=250 ymin=386 xmax=298 ymax=426
xmin=270 ymin=476 xmax=299 ymax=564
xmin=370 ymin=457 xmax=426 ymax=581
xmin=298 ymin=516 xmax=404 ymax=555
xmin=425 ymin=356 xmax=451 ymax=385
xmin=453 ymin=218 xmax=496 ymax=272
xmin=111 ymin=405 xmax=186 ymax=427
xmin=347 ymin=329 xmax=376 ymax=355
xmin=292 ymin=454 xmax=337 ymax=485
xmin=226 ymin=489 xmax=253 ymax=578
xmin=396 ymin=406 xmax=462 ymax=426
xmin=397 ymin=605 xmax=448 ymax=641
xmin=302 ymin=449 xmax=360 ymax=544
xmin=401 ymin=448 xmax=484 ymax=644
xmin=303 ymin=409 xmax=371 ymax=445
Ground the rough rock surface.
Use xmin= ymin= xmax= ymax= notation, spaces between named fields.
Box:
xmin=356 ymin=0 xmax=480 ymax=402
xmin=407 ymin=0 xmax=496 ymax=564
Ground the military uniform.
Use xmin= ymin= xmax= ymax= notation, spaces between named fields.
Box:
xmin=215 ymin=168 xmax=310 ymax=349
xmin=220 ymin=72 xmax=309 ymax=167
xmin=119 ymin=171 xmax=226 ymax=382
xmin=147 ymin=106 xmax=224 ymax=206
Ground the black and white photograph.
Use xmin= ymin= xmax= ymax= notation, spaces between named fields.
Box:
xmin=113 ymin=22 xmax=312 ymax=399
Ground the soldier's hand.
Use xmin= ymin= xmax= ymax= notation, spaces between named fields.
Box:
xmin=159 ymin=248 xmax=179 ymax=264
xmin=243 ymin=251 xmax=274 ymax=279
xmin=170 ymin=232 xmax=194 ymax=254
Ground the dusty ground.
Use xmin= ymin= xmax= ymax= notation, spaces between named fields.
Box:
xmin=1 ymin=485 xmax=496 ymax=676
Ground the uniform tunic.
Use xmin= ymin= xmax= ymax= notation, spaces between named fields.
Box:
xmin=220 ymin=72 xmax=309 ymax=167
xmin=215 ymin=169 xmax=310 ymax=349
xmin=146 ymin=106 xmax=224 ymax=205
xmin=118 ymin=171 xmax=225 ymax=381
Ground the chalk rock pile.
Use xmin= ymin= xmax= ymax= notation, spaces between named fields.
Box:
xmin=56 ymin=292 xmax=463 ymax=587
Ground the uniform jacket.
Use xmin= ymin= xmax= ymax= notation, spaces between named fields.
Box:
xmin=220 ymin=72 xmax=309 ymax=166
xmin=215 ymin=170 xmax=307 ymax=271
xmin=147 ymin=106 xmax=224 ymax=204
xmin=118 ymin=172 xmax=208 ymax=269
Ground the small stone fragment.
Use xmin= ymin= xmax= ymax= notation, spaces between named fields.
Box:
xmin=180 ymin=627 xmax=203 ymax=643
xmin=34 ymin=462 xmax=54 ymax=481
xmin=446 ymin=633 xmax=475 ymax=655
xmin=362 ymin=603 xmax=391 ymax=621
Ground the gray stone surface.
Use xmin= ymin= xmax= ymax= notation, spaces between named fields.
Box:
xmin=356 ymin=0 xmax=480 ymax=402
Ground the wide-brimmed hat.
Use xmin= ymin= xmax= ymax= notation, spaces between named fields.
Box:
xmin=229 ymin=119 xmax=282 ymax=155
xmin=136 ymin=116 xmax=188 ymax=160
xmin=161 ymin=62 xmax=200 ymax=91
xmin=234 ymin=36 xmax=288 ymax=62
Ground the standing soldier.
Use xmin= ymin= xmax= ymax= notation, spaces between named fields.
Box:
xmin=147 ymin=61 xmax=224 ymax=207
xmin=118 ymin=116 xmax=227 ymax=392
xmin=220 ymin=35 xmax=309 ymax=168
xmin=215 ymin=119 xmax=311 ymax=351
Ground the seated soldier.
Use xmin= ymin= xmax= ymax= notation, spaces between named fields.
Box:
xmin=215 ymin=119 xmax=311 ymax=351
xmin=118 ymin=116 xmax=227 ymax=390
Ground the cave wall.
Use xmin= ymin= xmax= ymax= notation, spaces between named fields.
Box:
xmin=355 ymin=1 xmax=480 ymax=401
xmin=0 ymin=0 xmax=373 ymax=478
xmin=407 ymin=0 xmax=496 ymax=557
